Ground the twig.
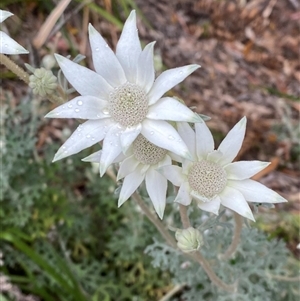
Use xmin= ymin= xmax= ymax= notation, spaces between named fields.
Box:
xmin=158 ymin=284 xmax=186 ymax=301
xmin=33 ymin=0 xmax=72 ymax=49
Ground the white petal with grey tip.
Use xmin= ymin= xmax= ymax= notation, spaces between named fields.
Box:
xmin=147 ymin=64 xmax=200 ymax=105
xmin=53 ymin=119 xmax=113 ymax=162
xmin=55 ymin=54 xmax=113 ymax=98
xmin=147 ymin=97 xmax=202 ymax=122
xmin=45 ymin=96 xmax=109 ymax=119
xmin=141 ymin=119 xmax=191 ymax=159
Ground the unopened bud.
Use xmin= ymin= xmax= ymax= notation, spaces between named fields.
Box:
xmin=175 ymin=227 xmax=203 ymax=253
xmin=29 ymin=68 xmax=57 ymax=97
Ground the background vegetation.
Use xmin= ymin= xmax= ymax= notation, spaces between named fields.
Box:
xmin=1 ymin=0 xmax=299 ymax=300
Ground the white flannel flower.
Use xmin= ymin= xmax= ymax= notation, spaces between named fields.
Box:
xmin=83 ymin=134 xmax=182 ymax=219
xmin=159 ymin=117 xmax=288 ymax=221
xmin=45 ymin=11 xmax=202 ymax=175
xmin=0 ymin=10 xmax=28 ymax=54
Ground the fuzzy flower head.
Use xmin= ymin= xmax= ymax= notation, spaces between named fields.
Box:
xmin=45 ymin=11 xmax=202 ymax=175
xmin=83 ymin=134 xmax=182 ymax=219
xmin=175 ymin=227 xmax=203 ymax=253
xmin=29 ymin=67 xmax=58 ymax=97
xmin=0 ymin=10 xmax=28 ymax=55
xmin=160 ymin=117 xmax=287 ymax=221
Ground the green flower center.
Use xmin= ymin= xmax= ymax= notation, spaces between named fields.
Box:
xmin=108 ymin=82 xmax=148 ymax=127
xmin=133 ymin=135 xmax=168 ymax=165
xmin=187 ymin=160 xmax=227 ymax=199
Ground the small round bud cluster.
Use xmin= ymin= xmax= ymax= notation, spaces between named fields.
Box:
xmin=133 ymin=135 xmax=168 ymax=165
xmin=188 ymin=160 xmax=227 ymax=199
xmin=29 ymin=68 xmax=57 ymax=97
xmin=108 ymin=82 xmax=148 ymax=127
xmin=175 ymin=227 xmax=203 ymax=253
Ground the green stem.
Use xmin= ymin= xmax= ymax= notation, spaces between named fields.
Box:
xmin=219 ymin=212 xmax=243 ymax=260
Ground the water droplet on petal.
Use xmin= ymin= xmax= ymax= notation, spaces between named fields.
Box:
xmin=86 ymin=134 xmax=91 ymax=139
xmin=95 ymin=47 xmax=100 ymax=51
xmin=77 ymin=100 xmax=83 ymax=106
xmin=105 ymin=44 xmax=109 ymax=48
xmin=75 ymin=108 xmax=80 ymax=113
xmin=67 ymin=103 xmax=73 ymax=108
xmin=55 ymin=112 xmax=61 ymax=116
xmin=102 ymin=108 xmax=109 ymax=115
xmin=168 ymin=135 xmax=175 ymax=140
xmin=91 ymin=137 xmax=96 ymax=141
xmin=150 ymin=131 xmax=154 ymax=135
xmin=179 ymin=71 xmax=183 ymax=74
xmin=4 ymin=44 xmax=8 ymax=48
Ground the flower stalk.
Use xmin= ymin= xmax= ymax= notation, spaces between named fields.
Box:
xmin=219 ymin=212 xmax=243 ymax=260
xmin=179 ymin=204 xmax=191 ymax=228
xmin=132 ymin=191 xmax=177 ymax=248
xmin=0 ymin=54 xmax=29 ymax=83
xmin=192 ymin=251 xmax=237 ymax=293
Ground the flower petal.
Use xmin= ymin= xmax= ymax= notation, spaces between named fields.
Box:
xmin=120 ymin=124 xmax=142 ymax=152
xmin=195 ymin=121 xmax=214 ymax=160
xmin=82 ymin=150 xmax=125 ymax=164
xmin=174 ymin=182 xmax=192 ymax=206
xmin=147 ymin=97 xmax=202 ymax=123
xmin=141 ymin=119 xmax=191 ymax=159
xmin=157 ymin=154 xmax=172 ymax=168
xmin=88 ymin=24 xmax=126 ymax=87
xmin=145 ymin=168 xmax=167 ymax=219
xmin=157 ymin=165 xmax=186 ymax=186
xmin=147 ymin=64 xmax=200 ymax=105
xmin=55 ymin=54 xmax=113 ymax=98
xmin=227 ymin=179 xmax=288 ymax=204
xmin=0 ymin=31 xmax=28 ymax=55
xmin=177 ymin=122 xmax=196 ymax=160
xmin=116 ymin=11 xmax=141 ymax=83
xmin=45 ymin=96 xmax=110 ymax=119
xmin=53 ymin=119 xmax=113 ymax=162
xmin=82 ymin=150 xmax=102 ymax=162
xmin=118 ymin=167 xmax=145 ymax=207
xmin=195 ymin=195 xmax=221 ymax=215
xmin=219 ymin=186 xmax=255 ymax=221
xmin=0 ymin=10 xmax=13 ymax=22
xmin=225 ymin=161 xmax=270 ymax=180
xmin=136 ymin=42 xmax=155 ymax=93
xmin=117 ymin=155 xmax=140 ymax=180
xmin=217 ymin=117 xmax=247 ymax=166
xmin=99 ymin=124 xmax=123 ymax=176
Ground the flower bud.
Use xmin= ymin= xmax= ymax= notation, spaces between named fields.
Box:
xmin=29 ymin=68 xmax=57 ymax=97
xmin=175 ymin=227 xmax=203 ymax=253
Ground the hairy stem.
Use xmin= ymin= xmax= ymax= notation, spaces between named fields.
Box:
xmin=132 ymin=191 xmax=177 ymax=248
xmin=107 ymin=170 xmax=236 ymax=293
xmin=1 ymin=54 xmax=65 ymax=104
xmin=193 ymin=251 xmax=237 ymax=293
xmin=179 ymin=204 xmax=191 ymax=228
xmin=219 ymin=212 xmax=243 ymax=260
xmin=0 ymin=54 xmax=29 ymax=84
